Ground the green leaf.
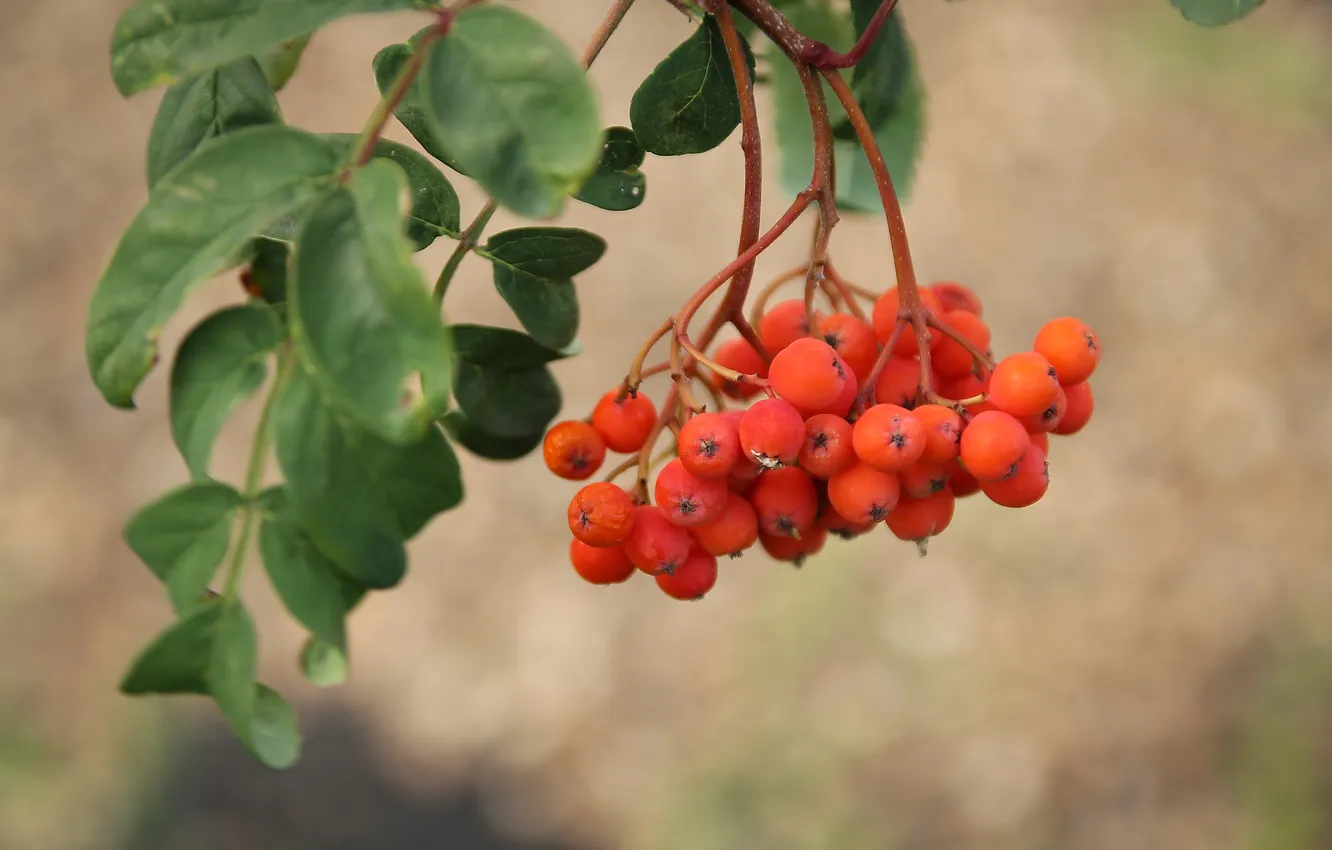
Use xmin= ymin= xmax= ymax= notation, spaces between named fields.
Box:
xmin=835 ymin=0 xmax=910 ymax=139
xmin=274 ymin=368 xmax=463 ymax=588
xmin=454 ymin=358 xmax=561 ymax=441
xmin=442 ymin=411 xmax=546 ymax=462
xmin=450 ymin=324 xmax=570 ymax=370
xmin=245 ymin=238 xmax=290 ymax=305
xmin=299 ymin=638 xmax=349 ymax=687
xmin=629 ymin=15 xmax=756 ymax=156
xmin=1169 ymin=0 xmax=1264 ymax=25
xmin=422 ymin=5 xmax=603 ymax=218
xmin=372 ymin=40 xmax=463 ymax=173
xmin=124 ymin=482 xmax=245 ymax=614
xmin=482 ymin=228 xmax=606 ymax=351
xmin=146 ymin=57 xmax=281 ymax=188
xmin=245 ymin=684 xmax=302 ymax=769
xmin=258 ymin=488 xmax=357 ymax=652
xmin=110 ymin=0 xmax=431 ymax=95
xmin=575 ymin=127 xmax=647 ymax=211
xmin=170 ymin=304 xmax=284 ymax=479
xmin=257 ymin=36 xmax=311 ymax=91
xmin=86 ymin=126 xmax=342 ymax=408
xmin=322 ymin=135 xmax=460 ymax=250
xmin=290 ymin=159 xmax=453 ymax=443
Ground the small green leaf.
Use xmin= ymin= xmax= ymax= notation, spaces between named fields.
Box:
xmin=258 ymin=489 xmax=356 ymax=652
xmin=422 ymin=5 xmax=603 ymax=218
xmin=86 ymin=126 xmax=341 ymax=408
xmin=110 ymin=0 xmax=431 ymax=95
xmin=482 ymin=228 xmax=606 ymax=351
xmin=124 ymin=482 xmax=245 ymax=614
xmin=450 ymin=324 xmax=571 ymax=370
xmin=322 ymin=135 xmax=460 ymax=249
xmin=146 ymin=57 xmax=281 ymax=188
xmin=575 ymin=127 xmax=647 ymax=211
xmin=245 ymin=238 xmax=290 ymax=305
xmin=1169 ymin=0 xmax=1264 ymax=25
xmin=299 ymin=638 xmax=349 ymax=687
xmin=834 ymin=0 xmax=910 ymax=139
xmin=258 ymin=36 xmax=311 ymax=91
xmin=170 ymin=304 xmax=284 ymax=479
xmin=629 ymin=15 xmax=756 ymax=156
xmin=245 ymin=684 xmax=302 ymax=769
xmin=290 ymin=159 xmax=453 ymax=443
xmin=454 ymin=358 xmax=561 ymax=441
xmin=442 ymin=411 xmax=546 ymax=462
xmin=372 ymin=40 xmax=463 ymax=172
xmin=274 ymin=368 xmax=463 ymax=588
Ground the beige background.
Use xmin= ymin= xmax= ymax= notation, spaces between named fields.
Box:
xmin=3 ymin=1 xmax=1332 ymax=848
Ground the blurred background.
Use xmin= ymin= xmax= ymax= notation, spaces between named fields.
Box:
xmin=4 ymin=0 xmax=1332 ymax=847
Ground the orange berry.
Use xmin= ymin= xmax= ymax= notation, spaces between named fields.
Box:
xmin=707 ymin=338 xmax=769 ymax=400
xmin=568 ymin=482 xmax=636 ymax=547
xmin=1029 ymin=430 xmax=1050 ymax=455
xmin=654 ymin=457 xmax=728 ymax=527
xmin=899 ymin=460 xmax=950 ymax=498
xmin=814 ymin=368 xmax=858 ymax=418
xmin=931 ymin=310 xmax=991 ymax=378
xmin=677 ymin=412 xmax=742 ymax=480
xmin=959 ymin=410 xmax=1031 ymax=482
xmin=929 ymin=281 xmax=983 ymax=316
xmin=759 ymin=299 xmax=820 ymax=354
xmin=912 ymin=403 xmax=963 ymax=464
xmin=818 ymin=503 xmax=876 ymax=539
xmin=852 ymin=404 xmax=927 ymax=472
xmin=691 ymin=492 xmax=760 ymax=557
xmin=827 ymin=462 xmax=901 ymax=524
xmin=885 ymin=489 xmax=956 ymax=542
xmin=748 ymin=466 xmax=819 ymax=538
xmin=936 ymin=370 xmax=987 ymax=404
xmin=770 ymin=337 xmax=847 ymax=414
xmin=656 ymin=546 xmax=719 ymax=600
xmin=542 ymin=420 xmax=607 ymax=480
xmin=591 ymin=390 xmax=657 ymax=453
xmin=982 ymin=445 xmax=1049 ymax=508
xmin=760 ymin=524 xmax=828 ymax=566
xmin=871 ymin=287 xmax=944 ymax=353
xmin=623 ymin=505 xmax=692 ymax=575
xmin=820 ymin=313 xmax=879 ymax=384
xmin=738 ymin=398 xmax=805 ymax=468
xmin=1017 ymin=384 xmax=1066 ymax=433
xmin=569 ymin=539 xmax=635 ymax=585
xmin=873 ymin=356 xmax=922 ymax=408
xmin=949 ymin=463 xmax=981 ymax=498
xmin=1053 ymin=381 xmax=1094 ymax=435
xmin=798 ymin=413 xmax=856 ymax=478
xmin=987 ymin=352 xmax=1060 ymax=419
xmin=1034 ymin=317 xmax=1100 ymax=386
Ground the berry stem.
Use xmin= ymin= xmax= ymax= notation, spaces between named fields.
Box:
xmin=730 ymin=313 xmax=772 ymax=363
xmin=822 ymin=259 xmax=868 ymax=321
xmin=928 ymin=313 xmax=997 ymax=371
xmin=669 ymin=333 xmax=705 ymax=414
xmin=749 ymin=263 xmax=814 ymax=328
xmin=583 ymin=0 xmax=638 ymax=66
xmin=855 ymin=318 xmax=905 ymax=411
xmin=434 ymin=200 xmax=497 ymax=303
xmin=348 ymin=14 xmax=450 ymax=170
xmin=729 ymin=0 xmax=899 ymax=70
xmin=621 ymin=317 xmax=674 ymax=400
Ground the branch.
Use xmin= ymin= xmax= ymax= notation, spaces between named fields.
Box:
xmin=728 ymin=0 xmax=898 ymax=69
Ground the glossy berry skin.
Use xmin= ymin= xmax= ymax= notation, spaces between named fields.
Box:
xmin=899 ymin=461 xmax=950 ymax=498
xmin=929 ymin=281 xmax=983 ymax=316
xmin=1053 ymin=381 xmax=1094 ymax=435
xmin=871 ymin=287 xmax=944 ymax=356
xmin=885 ymin=489 xmax=956 ymax=542
xmin=591 ymin=390 xmax=657 ymax=453
xmin=799 ymin=414 xmax=856 ymax=478
xmin=543 ymin=420 xmax=607 ymax=480
xmin=654 ymin=457 xmax=728 ymax=527
xmin=852 ymin=404 xmax=927 ymax=472
xmin=708 ymin=338 xmax=769 ymax=400
xmin=568 ymin=483 xmax=636 ymax=547
xmin=691 ymin=492 xmax=759 ymax=557
xmin=769 ymin=337 xmax=847 ymax=414
xmin=820 ymin=313 xmax=879 ymax=384
xmin=982 ymin=445 xmax=1049 ymax=508
xmin=959 ymin=410 xmax=1031 ymax=482
xmin=749 ymin=467 xmax=819 ymax=538
xmin=677 ymin=412 xmax=742 ymax=480
xmin=624 ymin=505 xmax=693 ymax=575
xmin=873 ymin=356 xmax=922 ymax=409
xmin=815 ymin=369 xmax=858 ymax=418
xmin=987 ymin=352 xmax=1060 ymax=419
xmin=760 ymin=524 xmax=828 ymax=566
xmin=931 ymin=310 xmax=991 ymax=378
xmin=739 ymin=398 xmax=806 ymax=468
xmin=656 ymin=547 xmax=719 ymax=600
xmin=1017 ymin=384 xmax=1066 ymax=434
xmin=1034 ymin=317 xmax=1100 ymax=386
xmin=569 ymin=539 xmax=635 ymax=585
xmin=912 ymin=404 xmax=963 ymax=464
xmin=759 ymin=299 xmax=819 ymax=354
xmin=827 ymin=462 xmax=901 ymax=524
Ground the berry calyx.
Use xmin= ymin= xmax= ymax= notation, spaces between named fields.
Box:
xmin=819 ymin=313 xmax=879 ymax=384
xmin=798 ymin=413 xmax=856 ymax=478
xmin=568 ymin=483 xmax=636 ymax=547
xmin=827 ymin=462 xmax=901 ymax=524
xmin=654 ymin=457 xmax=729 ymax=527
xmin=852 ymin=404 xmax=927 ymax=472
xmin=543 ymin=420 xmax=607 ymax=480
xmin=677 ymin=411 xmax=742 ymax=480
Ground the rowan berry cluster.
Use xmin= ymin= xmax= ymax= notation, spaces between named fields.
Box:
xmin=543 ymin=279 xmax=1099 ymax=601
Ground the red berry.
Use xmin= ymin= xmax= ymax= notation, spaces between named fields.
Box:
xmin=760 ymin=525 xmax=828 ymax=566
xmin=873 ymin=356 xmax=922 ymax=408
xmin=911 ymin=403 xmax=963 ymax=464
xmin=987 ymin=352 xmax=1060 ymax=419
xmin=929 ymin=281 xmax=983 ymax=316
xmin=815 ymin=368 xmax=858 ymax=418
xmin=852 ymin=404 xmax=927 ymax=472
xmin=769 ymin=337 xmax=847 ymax=415
xmin=899 ymin=460 xmax=950 ymax=498
xmin=738 ymin=398 xmax=805 ymax=468
xmin=567 ymin=482 xmax=636 ymax=547
xmin=798 ymin=413 xmax=856 ymax=478
xmin=1053 ymin=381 xmax=1093 ymax=435
xmin=759 ymin=299 xmax=820 ymax=354
xmin=677 ymin=412 xmax=742 ymax=480
xmin=827 ymin=462 xmax=901 ymax=524
xmin=871 ymin=287 xmax=944 ymax=355
xmin=707 ymin=338 xmax=769 ymax=400
xmin=656 ymin=547 xmax=719 ymax=600
xmin=1034 ymin=317 xmax=1100 ymax=386
xmin=1029 ymin=430 xmax=1050 ymax=455
xmin=818 ymin=503 xmax=876 ymax=539
xmin=623 ymin=505 xmax=692 ymax=575
xmin=959 ymin=410 xmax=1031 ymax=482
xmin=948 ymin=463 xmax=982 ymax=498
xmin=654 ymin=457 xmax=728 ymax=527
xmin=982 ymin=445 xmax=1049 ymax=508
xmin=569 ymin=539 xmax=635 ymax=585
xmin=819 ymin=313 xmax=879 ymax=384
xmin=691 ymin=492 xmax=760 ymax=557
xmin=885 ymin=489 xmax=956 ymax=542
xmin=931 ymin=310 xmax=991 ymax=379
xmin=542 ymin=420 xmax=607 ymax=480
xmin=748 ymin=466 xmax=819 ymax=538
xmin=591 ymin=390 xmax=658 ymax=453
xmin=1017 ymin=384 xmax=1066 ymax=434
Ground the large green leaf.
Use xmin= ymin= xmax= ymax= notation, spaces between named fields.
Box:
xmin=454 ymin=357 xmax=561 ymax=441
xmin=575 ymin=127 xmax=647 ymax=211
xmin=1169 ymin=0 xmax=1264 ymax=25
xmin=124 ymin=482 xmax=245 ymax=614
xmin=835 ymin=0 xmax=910 ymax=139
xmin=246 ymin=684 xmax=302 ymax=769
xmin=322 ymin=135 xmax=460 ymax=250
xmin=629 ymin=15 xmax=756 ymax=156
xmin=257 ymin=36 xmax=311 ymax=91
xmin=290 ymin=159 xmax=453 ymax=443
xmin=86 ymin=126 xmax=341 ymax=408
xmin=146 ymin=57 xmax=281 ymax=187
xmin=110 ymin=0 xmax=432 ymax=95
xmin=273 ymin=368 xmax=463 ymax=588
xmin=442 ymin=411 xmax=546 ymax=462
xmin=482 ymin=228 xmax=605 ymax=351
xmin=244 ymin=238 xmax=290 ymax=305
xmin=372 ymin=39 xmax=463 ymax=173
xmin=170 ymin=304 xmax=284 ymax=479
xmin=449 ymin=324 xmax=570 ymax=370
xmin=421 ymin=5 xmax=603 ymax=218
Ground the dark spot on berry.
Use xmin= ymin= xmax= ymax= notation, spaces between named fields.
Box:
xmin=728 ymin=551 xmax=744 ymax=559
xmin=1084 ymin=333 xmax=1098 ymax=352
xmin=792 ymin=554 xmax=807 ymax=569
xmin=699 ymin=438 xmax=718 ymax=458
xmin=812 ymin=432 xmax=829 ymax=452
xmin=869 ymin=504 xmax=889 ymax=521
xmin=570 ymin=451 xmax=590 ymax=471
xmin=1001 ymin=461 xmax=1021 ymax=480
xmin=679 ymin=497 xmax=697 ymax=515
xmin=889 ymin=431 xmax=907 ymax=448
xmin=578 ymin=510 xmax=591 ymax=529
xmin=1047 ymin=366 xmax=1058 ymax=380
xmin=830 ymin=529 xmax=857 ymax=540
xmin=832 ymin=356 xmax=845 ymax=380
xmin=1041 ymin=404 xmax=1059 ymax=422
xmin=902 ymin=398 xmax=918 ymax=411
xmin=775 ymin=516 xmax=795 ymax=534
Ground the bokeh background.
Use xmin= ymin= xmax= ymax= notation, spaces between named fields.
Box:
xmin=4 ymin=0 xmax=1332 ymax=848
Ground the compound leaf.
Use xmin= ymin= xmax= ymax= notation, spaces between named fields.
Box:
xmin=124 ymin=481 xmax=245 ymax=614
